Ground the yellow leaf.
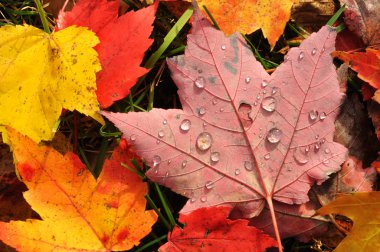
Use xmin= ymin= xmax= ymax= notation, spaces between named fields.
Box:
xmin=194 ymin=0 xmax=298 ymax=48
xmin=0 ymin=25 xmax=104 ymax=143
xmin=0 ymin=128 xmax=157 ymax=251
xmin=318 ymin=192 xmax=380 ymax=251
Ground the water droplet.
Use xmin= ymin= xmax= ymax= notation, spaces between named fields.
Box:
xmin=263 ymin=90 xmax=267 ymax=94
xmin=245 ymin=77 xmax=251 ymax=83
xmin=182 ymin=160 xmax=187 ymax=168
xmin=196 ymin=132 xmax=213 ymax=151
xmin=261 ymin=80 xmax=269 ymax=87
xmin=321 ymin=138 xmax=326 ymax=144
xmin=267 ymin=128 xmax=282 ymax=144
xmin=299 ymin=51 xmax=304 ymax=60
xmin=293 ymin=148 xmax=309 ymax=164
xmin=253 ymin=102 xmax=258 ymax=106
xmin=235 ymin=169 xmax=240 ymax=175
xmin=205 ymin=181 xmax=214 ymax=189
xmin=154 ymin=168 xmax=158 ymax=174
xmin=321 ymin=47 xmax=325 ymax=52
xmin=244 ymin=161 xmax=253 ymax=171
xmin=158 ymin=130 xmax=165 ymax=138
xmin=315 ymin=134 xmax=319 ymax=139
xmin=261 ymin=96 xmax=276 ymax=112
xmin=319 ymin=112 xmax=326 ymax=120
xmin=221 ymin=45 xmax=226 ymax=50
xmin=309 ymin=110 xmax=318 ymax=121
xmin=163 ymin=119 xmax=167 ymax=125
xmin=311 ymin=48 xmax=317 ymax=55
xmin=200 ymin=196 xmax=207 ymax=202
xmin=305 ymin=145 xmax=310 ymax=153
xmin=272 ymin=87 xmax=279 ymax=94
xmin=220 ymin=108 xmax=224 ymax=112
xmin=130 ymin=135 xmax=136 ymax=142
xmin=210 ymin=152 xmax=220 ymax=162
xmin=315 ymin=142 xmax=321 ymax=151
xmin=156 ymin=140 xmax=161 ymax=144
xmin=167 ymin=160 xmax=171 ymax=164
xmin=322 ymin=159 xmax=329 ymax=164
xmin=190 ymin=197 xmax=196 ymax=203
xmin=77 ymin=168 xmax=84 ymax=176
xmin=165 ymin=172 xmax=169 ymax=177
xmin=324 ymin=148 xmax=331 ymax=154
xmin=212 ymin=98 xmax=218 ymax=105
xmin=256 ymin=94 xmax=261 ymax=100
xmin=194 ymin=77 xmax=205 ymax=89
xmin=198 ymin=107 xmax=206 ymax=116
xmin=243 ymin=87 xmax=247 ymax=91
xmin=152 ymin=155 xmax=161 ymax=166
xmin=180 ymin=119 xmax=191 ymax=132
xmin=264 ymin=153 xmax=271 ymax=160
xmin=258 ymin=133 xmax=263 ymax=138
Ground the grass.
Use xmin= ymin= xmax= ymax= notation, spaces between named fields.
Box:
xmin=0 ymin=1 xmax=353 ymax=252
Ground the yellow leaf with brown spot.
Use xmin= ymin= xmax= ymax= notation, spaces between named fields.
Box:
xmin=194 ymin=0 xmax=298 ymax=48
xmin=0 ymin=128 xmax=157 ymax=252
xmin=318 ymin=192 xmax=380 ymax=251
xmin=0 ymin=25 xmax=104 ymax=143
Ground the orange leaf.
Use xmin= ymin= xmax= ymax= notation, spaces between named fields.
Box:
xmin=332 ymin=49 xmax=380 ymax=90
xmin=0 ymin=128 xmax=157 ymax=252
xmin=194 ymin=0 xmax=298 ymax=48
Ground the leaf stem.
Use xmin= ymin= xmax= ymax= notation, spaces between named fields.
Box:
xmin=267 ymin=197 xmax=283 ymax=252
xmin=33 ymin=0 xmax=50 ymax=33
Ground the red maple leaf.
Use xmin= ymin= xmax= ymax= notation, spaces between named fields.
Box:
xmin=101 ymin=4 xmax=347 ymax=249
xmin=159 ymin=206 xmax=277 ymax=252
xmin=57 ymin=0 xmax=157 ymax=108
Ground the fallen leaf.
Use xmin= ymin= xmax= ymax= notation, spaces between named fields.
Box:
xmin=57 ymin=0 xmax=157 ymax=108
xmin=0 ymin=24 xmax=103 ymax=143
xmin=102 ymin=3 xmax=347 ymax=248
xmin=332 ymin=49 xmax=380 ymax=90
xmin=339 ymin=0 xmax=380 ymax=46
xmin=159 ymin=206 xmax=277 ymax=251
xmin=191 ymin=0 xmax=298 ymax=48
xmin=318 ymin=192 xmax=380 ymax=251
xmin=0 ymin=128 xmax=157 ymax=251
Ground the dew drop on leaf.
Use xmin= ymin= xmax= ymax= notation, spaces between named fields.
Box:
xmin=205 ymin=181 xmax=214 ymax=190
xmin=130 ymin=134 xmax=136 ymax=142
xmin=152 ymin=155 xmax=161 ymax=167
xmin=293 ymin=148 xmax=309 ymax=164
xmin=267 ymin=128 xmax=282 ymax=143
xmin=212 ymin=98 xmax=218 ymax=105
xmin=261 ymin=80 xmax=268 ymax=87
xmin=311 ymin=48 xmax=317 ymax=55
xmin=165 ymin=171 xmax=169 ymax=177
xmin=272 ymin=87 xmax=279 ymax=94
xmin=235 ymin=169 xmax=240 ymax=175
xmin=194 ymin=76 xmax=205 ymax=89
xmin=180 ymin=119 xmax=191 ymax=132
xmin=210 ymin=152 xmax=220 ymax=162
xmin=319 ymin=112 xmax=326 ymax=120
xmin=299 ymin=51 xmax=304 ymax=60
xmin=264 ymin=153 xmax=271 ymax=160
xmin=261 ymin=97 xmax=276 ymax=112
xmin=324 ymin=148 xmax=331 ymax=154
xmin=181 ymin=160 xmax=187 ymax=168
xmin=245 ymin=77 xmax=251 ymax=83
xmin=158 ymin=130 xmax=165 ymax=138
xmin=309 ymin=110 xmax=318 ymax=121
xmin=198 ymin=107 xmax=206 ymax=116
xmin=314 ymin=142 xmax=321 ymax=151
xmin=221 ymin=45 xmax=226 ymax=50
xmin=196 ymin=132 xmax=213 ymax=151
xmin=200 ymin=196 xmax=207 ymax=202
xmin=244 ymin=161 xmax=253 ymax=171
xmin=163 ymin=119 xmax=167 ymax=125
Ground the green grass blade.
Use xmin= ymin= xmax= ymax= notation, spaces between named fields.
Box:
xmin=202 ymin=5 xmax=220 ymax=29
xmin=154 ymin=183 xmax=176 ymax=228
xmin=144 ymin=6 xmax=193 ymax=68
xmin=134 ymin=235 xmax=167 ymax=252
xmin=145 ymin=194 xmax=172 ymax=230
xmin=327 ymin=4 xmax=345 ymax=26
xmin=33 ymin=0 xmax=50 ymax=33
